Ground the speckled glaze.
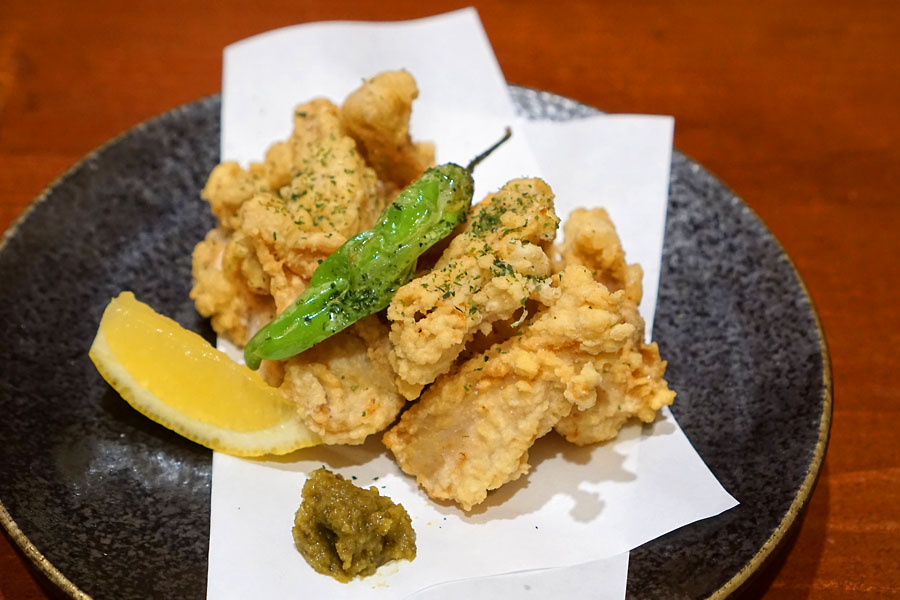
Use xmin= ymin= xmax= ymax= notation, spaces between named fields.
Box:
xmin=0 ymin=90 xmax=830 ymax=599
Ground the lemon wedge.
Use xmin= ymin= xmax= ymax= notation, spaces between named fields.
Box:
xmin=89 ymin=291 xmax=321 ymax=456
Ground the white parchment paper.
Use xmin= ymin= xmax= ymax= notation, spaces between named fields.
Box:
xmin=207 ymin=8 xmax=738 ymax=599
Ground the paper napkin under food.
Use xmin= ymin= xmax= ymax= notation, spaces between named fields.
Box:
xmin=207 ymin=9 xmax=737 ymax=599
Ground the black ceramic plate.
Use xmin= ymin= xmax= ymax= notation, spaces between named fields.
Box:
xmin=0 ymin=88 xmax=830 ymax=599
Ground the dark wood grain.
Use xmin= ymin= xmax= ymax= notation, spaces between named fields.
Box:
xmin=1 ymin=1 xmax=897 ymax=598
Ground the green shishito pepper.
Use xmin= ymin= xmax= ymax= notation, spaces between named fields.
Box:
xmin=243 ymin=130 xmax=511 ymax=370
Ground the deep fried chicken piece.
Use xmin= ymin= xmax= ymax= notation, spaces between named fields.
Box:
xmin=553 ymin=207 xmax=642 ymax=302
xmin=553 ymin=336 xmax=675 ymax=444
xmin=552 ymin=208 xmax=675 ymax=444
xmin=387 ymin=178 xmax=560 ymax=399
xmin=280 ymin=316 xmax=406 ymax=445
xmin=340 ymin=70 xmax=434 ymax=192
xmin=190 ymin=227 xmax=275 ymax=346
xmin=201 ymin=141 xmax=294 ymax=233
xmin=383 ymin=265 xmax=639 ymax=510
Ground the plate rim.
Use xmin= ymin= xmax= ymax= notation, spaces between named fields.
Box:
xmin=707 ymin=234 xmax=833 ymax=597
xmin=0 ymin=89 xmax=833 ymax=600
xmin=0 ymin=97 xmax=163 ymax=600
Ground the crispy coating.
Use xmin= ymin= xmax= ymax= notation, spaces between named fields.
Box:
xmin=201 ymin=142 xmax=294 ymax=232
xmin=553 ymin=337 xmax=675 ymax=444
xmin=552 ymin=208 xmax=675 ymax=444
xmin=553 ymin=207 xmax=643 ymax=302
xmin=387 ymin=178 xmax=560 ymax=399
xmin=341 ymin=70 xmax=434 ymax=192
xmin=190 ymin=227 xmax=275 ymax=346
xmin=383 ymin=266 xmax=640 ymax=510
xmin=280 ymin=316 xmax=406 ymax=445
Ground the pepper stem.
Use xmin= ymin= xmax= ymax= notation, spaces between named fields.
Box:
xmin=465 ymin=127 xmax=512 ymax=173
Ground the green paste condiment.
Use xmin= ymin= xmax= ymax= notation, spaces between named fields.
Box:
xmin=292 ymin=468 xmax=416 ymax=582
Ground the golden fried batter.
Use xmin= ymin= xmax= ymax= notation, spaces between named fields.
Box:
xmin=552 ymin=208 xmax=675 ymax=444
xmin=553 ymin=336 xmax=675 ymax=444
xmin=280 ymin=317 xmax=406 ymax=446
xmin=553 ymin=207 xmax=643 ymax=303
xmin=190 ymin=227 xmax=275 ymax=346
xmin=383 ymin=265 xmax=641 ymax=510
xmin=201 ymin=141 xmax=294 ymax=232
xmin=340 ymin=70 xmax=434 ymax=192
xmin=387 ymin=178 xmax=560 ymax=399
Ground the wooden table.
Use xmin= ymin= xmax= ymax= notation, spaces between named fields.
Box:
xmin=1 ymin=1 xmax=897 ymax=598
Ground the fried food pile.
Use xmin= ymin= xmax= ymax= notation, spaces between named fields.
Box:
xmin=191 ymin=71 xmax=675 ymax=511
